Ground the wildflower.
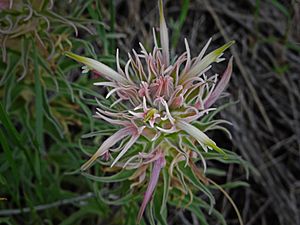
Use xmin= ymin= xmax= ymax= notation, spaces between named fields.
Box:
xmin=66 ymin=0 xmax=234 ymax=222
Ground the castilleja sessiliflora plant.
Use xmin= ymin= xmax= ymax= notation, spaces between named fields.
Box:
xmin=66 ymin=0 xmax=240 ymax=223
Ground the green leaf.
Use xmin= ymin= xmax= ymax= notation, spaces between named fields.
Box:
xmin=87 ymin=2 xmax=108 ymax=55
xmin=81 ymin=169 xmax=135 ymax=183
xmin=0 ymin=173 xmax=7 ymax=185
xmin=147 ymin=199 xmax=156 ymax=225
xmin=81 ymin=129 xmax=118 ymax=138
xmin=169 ymin=189 xmax=227 ymax=225
xmin=171 ymin=0 xmax=190 ymax=49
xmin=0 ymin=126 xmax=18 ymax=182
xmin=20 ymin=37 xmax=30 ymax=81
xmin=153 ymin=184 xmax=168 ymax=225
xmin=201 ymin=149 xmax=259 ymax=179
xmin=177 ymin=161 xmax=215 ymax=213
xmin=97 ymin=189 xmax=138 ymax=206
xmin=0 ymin=52 xmax=20 ymax=86
xmin=211 ymin=181 xmax=250 ymax=189
xmin=33 ymin=39 xmax=45 ymax=155
xmin=160 ymin=168 xmax=170 ymax=214
xmin=0 ymin=102 xmax=22 ymax=148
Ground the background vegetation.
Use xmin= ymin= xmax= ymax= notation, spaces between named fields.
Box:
xmin=0 ymin=0 xmax=299 ymax=224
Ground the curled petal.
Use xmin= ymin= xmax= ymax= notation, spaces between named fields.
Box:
xmin=95 ymin=112 xmax=130 ymax=126
xmin=169 ymin=153 xmax=186 ymax=176
xmin=182 ymin=66 xmax=212 ymax=87
xmin=94 ymin=82 xmax=117 ymax=87
xmin=106 ymin=87 xmax=121 ymax=99
xmin=139 ymin=42 xmax=149 ymax=56
xmin=156 ymin=125 xmax=177 ymax=134
xmin=149 ymin=113 xmax=160 ymax=128
xmin=95 ymin=105 xmax=129 ymax=119
xmin=122 ymin=154 xmax=142 ymax=168
xmin=182 ymin=107 xmax=216 ymax=122
xmin=129 ymin=111 xmax=145 ymax=119
xmin=124 ymin=58 xmax=134 ymax=83
xmin=195 ymin=37 xmax=212 ymax=64
xmin=152 ymin=28 xmax=159 ymax=49
xmin=139 ymin=152 xmax=155 ymax=159
xmin=81 ymin=127 xmax=131 ymax=170
xmin=142 ymin=96 xmax=149 ymax=112
xmin=204 ymin=57 xmax=233 ymax=108
xmin=183 ymin=38 xmax=191 ymax=73
xmin=116 ymin=48 xmax=125 ymax=76
xmin=65 ymin=51 xmax=129 ymax=84
xmin=181 ymin=136 xmax=207 ymax=173
xmin=130 ymin=166 xmax=148 ymax=188
xmin=111 ymin=126 xmax=145 ymax=167
xmin=160 ymin=98 xmax=175 ymax=124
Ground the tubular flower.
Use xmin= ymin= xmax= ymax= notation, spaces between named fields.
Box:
xmin=67 ymin=0 xmax=234 ymax=222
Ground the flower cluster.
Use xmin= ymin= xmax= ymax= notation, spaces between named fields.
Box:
xmin=66 ymin=0 xmax=234 ymax=222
